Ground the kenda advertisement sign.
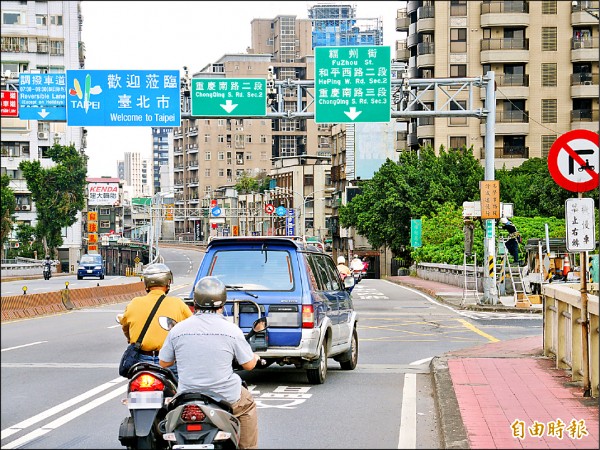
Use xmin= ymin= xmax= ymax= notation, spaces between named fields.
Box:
xmin=88 ymin=182 xmax=119 ymax=205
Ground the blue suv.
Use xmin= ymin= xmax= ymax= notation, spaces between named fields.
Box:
xmin=189 ymin=236 xmax=358 ymax=384
xmin=77 ymin=254 xmax=105 ymax=280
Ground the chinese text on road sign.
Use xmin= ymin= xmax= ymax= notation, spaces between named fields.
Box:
xmin=191 ymin=78 xmax=266 ymax=117
xmin=19 ymin=73 xmax=67 ymax=121
xmin=565 ymin=198 xmax=596 ymax=252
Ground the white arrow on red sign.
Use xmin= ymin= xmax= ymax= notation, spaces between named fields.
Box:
xmin=547 ymin=129 xmax=599 ymax=192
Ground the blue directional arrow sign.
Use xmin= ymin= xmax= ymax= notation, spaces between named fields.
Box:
xmin=19 ymin=73 xmax=67 ymax=121
xmin=66 ymin=70 xmax=180 ymax=126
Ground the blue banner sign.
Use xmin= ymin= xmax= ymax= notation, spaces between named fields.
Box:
xmin=286 ymin=208 xmax=296 ymax=236
xmin=410 ymin=219 xmax=422 ymax=248
xmin=66 ymin=70 xmax=180 ymax=126
xmin=19 ymin=73 xmax=67 ymax=121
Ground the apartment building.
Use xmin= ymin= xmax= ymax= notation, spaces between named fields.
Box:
xmin=395 ymin=0 xmax=599 ymax=169
xmin=0 ymin=0 xmax=86 ymax=269
xmin=119 ymin=151 xmax=153 ymax=199
xmin=151 ymin=127 xmax=172 ymax=194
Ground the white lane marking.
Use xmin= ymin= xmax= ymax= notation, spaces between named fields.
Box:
xmin=0 ymin=377 xmax=126 ymax=440
xmin=398 ymin=373 xmax=417 ymax=449
xmin=2 ymin=384 xmax=127 ymax=449
xmin=409 ymin=357 xmax=433 ymax=366
xmin=107 ymin=324 xmax=121 ymax=329
xmin=1 ymin=341 xmax=47 ymax=352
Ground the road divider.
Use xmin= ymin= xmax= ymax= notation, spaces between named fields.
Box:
xmin=1 ymin=282 xmax=145 ymax=322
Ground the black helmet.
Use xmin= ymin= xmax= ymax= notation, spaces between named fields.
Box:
xmin=46 ymin=255 xmax=50 ymax=260
xmin=142 ymin=263 xmax=173 ymax=292
xmin=193 ymin=276 xmax=227 ymax=310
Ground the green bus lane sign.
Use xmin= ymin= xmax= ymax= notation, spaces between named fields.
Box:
xmin=191 ymin=78 xmax=266 ymax=117
xmin=315 ymin=46 xmax=391 ymax=124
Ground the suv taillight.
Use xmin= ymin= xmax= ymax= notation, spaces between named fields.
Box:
xmin=301 ymin=305 xmax=315 ymax=328
xmin=130 ymin=373 xmax=164 ymax=392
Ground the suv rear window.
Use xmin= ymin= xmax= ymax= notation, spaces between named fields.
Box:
xmin=207 ymin=249 xmax=294 ymax=291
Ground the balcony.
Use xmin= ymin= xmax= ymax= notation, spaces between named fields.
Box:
xmin=571 ymin=37 xmax=599 ymax=62
xmin=494 ymin=146 xmax=529 ymax=159
xmin=187 ymin=160 xmax=199 ymax=170
xmin=187 ymin=177 xmax=199 ymax=187
xmin=482 ymin=110 xmax=529 ymax=135
xmin=406 ymin=1 xmax=419 ymax=15
xmin=174 ymin=164 xmax=184 ymax=172
xmin=416 ymin=116 xmax=435 ymax=138
xmin=407 ymin=23 xmax=418 ymax=48
xmin=482 ymin=73 xmax=529 ymax=99
xmin=396 ymin=8 xmax=410 ymax=31
xmin=174 ymin=179 xmax=184 ymax=187
xmin=572 ymin=1 xmax=600 ymax=25
xmin=571 ymin=109 xmax=599 ymax=131
xmin=173 ymin=146 xmax=183 ymax=156
xmin=480 ymin=1 xmax=529 ymax=27
xmin=571 ymin=73 xmax=599 ymax=97
xmin=395 ymin=40 xmax=409 ymax=61
xmin=416 ymin=6 xmax=435 ymax=33
xmin=416 ymin=42 xmax=435 ymax=67
xmin=480 ymin=38 xmax=529 ymax=64
xmin=188 ymin=126 xmax=198 ymax=136
xmin=187 ymin=143 xmax=199 ymax=154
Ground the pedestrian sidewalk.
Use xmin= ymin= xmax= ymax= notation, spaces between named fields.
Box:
xmin=386 ymin=275 xmax=599 ymax=449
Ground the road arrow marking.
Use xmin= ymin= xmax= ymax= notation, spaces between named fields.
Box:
xmin=344 ymin=107 xmax=362 ymax=121
xmin=220 ymin=100 xmax=238 ymax=113
xmin=38 ymin=109 xmax=50 ymax=119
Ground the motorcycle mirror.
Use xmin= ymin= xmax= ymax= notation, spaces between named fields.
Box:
xmin=158 ymin=316 xmax=178 ymax=331
xmin=252 ymin=317 xmax=267 ymax=333
xmin=116 ymin=314 xmax=123 ymax=324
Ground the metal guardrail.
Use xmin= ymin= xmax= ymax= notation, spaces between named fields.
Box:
xmin=543 ymin=284 xmax=599 ymax=398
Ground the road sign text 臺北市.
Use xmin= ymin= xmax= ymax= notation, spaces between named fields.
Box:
xmin=191 ymin=78 xmax=266 ymax=117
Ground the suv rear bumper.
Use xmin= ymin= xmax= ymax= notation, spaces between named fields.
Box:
xmin=256 ymin=328 xmax=321 ymax=361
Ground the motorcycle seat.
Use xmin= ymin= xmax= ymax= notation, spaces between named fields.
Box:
xmin=168 ymin=388 xmax=233 ymax=413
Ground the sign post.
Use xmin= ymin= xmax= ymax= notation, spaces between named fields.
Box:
xmin=315 ymin=46 xmax=391 ymax=123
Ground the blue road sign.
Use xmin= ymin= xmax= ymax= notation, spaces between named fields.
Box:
xmin=66 ymin=70 xmax=180 ymax=126
xmin=286 ymin=208 xmax=295 ymax=236
xmin=410 ymin=219 xmax=422 ymax=248
xmin=211 ymin=207 xmax=222 ymax=217
xmin=19 ymin=73 xmax=67 ymax=121
xmin=275 ymin=206 xmax=287 ymax=217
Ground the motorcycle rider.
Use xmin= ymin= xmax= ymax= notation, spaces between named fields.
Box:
xmin=336 ymin=255 xmax=352 ymax=280
xmin=159 ymin=276 xmax=261 ymax=449
xmin=119 ymin=263 xmax=192 ymax=377
xmin=42 ymin=255 xmax=52 ymax=278
xmin=350 ymin=254 xmax=363 ymax=278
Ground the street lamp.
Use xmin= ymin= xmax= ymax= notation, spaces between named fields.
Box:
xmin=149 ymin=191 xmax=174 ymax=263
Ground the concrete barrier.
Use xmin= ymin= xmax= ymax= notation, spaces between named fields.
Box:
xmin=1 ymin=281 xmax=146 ymax=322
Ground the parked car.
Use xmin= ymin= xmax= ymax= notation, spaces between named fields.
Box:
xmin=189 ymin=236 xmax=358 ymax=384
xmin=77 ymin=253 xmax=105 ymax=280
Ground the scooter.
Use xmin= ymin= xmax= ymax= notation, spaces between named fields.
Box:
xmin=352 ymin=269 xmax=362 ymax=284
xmin=43 ymin=264 xmax=52 ymax=280
xmin=158 ymin=315 xmax=268 ymax=449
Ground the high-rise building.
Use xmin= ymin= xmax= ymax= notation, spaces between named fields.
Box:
xmin=151 ymin=127 xmax=172 ymax=193
xmin=396 ymin=0 xmax=599 ymax=168
xmin=0 ymin=1 xmax=86 ymax=269
xmin=122 ymin=152 xmax=153 ymax=199
xmin=309 ymin=3 xmax=383 ymax=47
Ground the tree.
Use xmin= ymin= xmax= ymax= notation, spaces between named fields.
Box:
xmin=1 ymin=174 xmax=17 ymax=257
xmin=19 ymin=143 xmax=87 ymax=259
xmin=339 ymin=146 xmax=484 ymax=255
xmin=235 ymin=173 xmax=271 ymax=194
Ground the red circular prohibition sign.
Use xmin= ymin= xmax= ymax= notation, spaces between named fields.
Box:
xmin=547 ymin=129 xmax=599 ymax=192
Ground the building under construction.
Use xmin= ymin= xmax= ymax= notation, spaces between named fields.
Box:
xmin=308 ymin=3 xmax=383 ymax=47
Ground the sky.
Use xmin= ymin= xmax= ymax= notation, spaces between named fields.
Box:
xmin=80 ymin=1 xmax=403 ymax=178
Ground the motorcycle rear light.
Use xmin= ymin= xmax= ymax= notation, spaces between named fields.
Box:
xmin=301 ymin=305 xmax=314 ymax=329
xmin=130 ymin=374 xmax=164 ymax=392
xmin=186 ymin=424 xmax=203 ymax=431
xmin=181 ymin=404 xmax=206 ymax=422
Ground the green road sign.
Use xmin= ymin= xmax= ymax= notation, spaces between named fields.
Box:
xmin=410 ymin=219 xmax=422 ymax=248
xmin=191 ymin=78 xmax=266 ymax=117
xmin=314 ymin=46 xmax=391 ymax=124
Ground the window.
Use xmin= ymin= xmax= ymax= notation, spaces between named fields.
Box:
xmin=218 ymin=151 xmax=224 ymax=160
xmin=217 ymin=135 xmax=224 ymax=143
xmin=36 ymin=15 xmax=47 ymax=26
xmin=450 ymin=64 xmax=466 ymax=77
xmin=542 ymin=28 xmax=557 ymax=51
xmin=99 ymin=208 xmax=110 ymax=215
xmin=2 ymin=11 xmax=23 ymax=25
xmin=204 ymin=134 xmax=210 ymax=143
xmin=541 ymin=135 xmax=556 ymax=158
xmin=449 ymin=136 xmax=467 ymax=150
xmin=1 ymin=36 xmax=28 ymax=52
xmin=304 ymin=174 xmax=314 ymax=187
xmin=542 ymin=1 xmax=557 ymax=14
xmin=205 ymin=151 xmax=211 ymax=160
xmin=36 ymin=37 xmax=49 ymax=53
xmin=260 ymin=134 xmax=267 ymax=143
xmin=450 ymin=100 xmax=467 ymax=125
xmin=541 ymin=99 xmax=557 ymax=123
xmin=99 ymin=220 xmax=111 ymax=229
xmin=450 ymin=0 xmax=467 ymax=16
xmin=450 ymin=28 xmax=467 ymax=53
xmin=50 ymin=40 xmax=64 ymax=55
xmin=261 ymin=151 xmax=268 ymax=161
xmin=205 ymin=168 xmax=210 ymax=177
xmin=218 ymin=169 xmax=224 ymax=177
xmin=541 ymin=63 xmax=557 ymax=87
xmin=245 ymin=134 xmax=252 ymax=143
xmin=50 ymin=15 xmax=63 ymax=25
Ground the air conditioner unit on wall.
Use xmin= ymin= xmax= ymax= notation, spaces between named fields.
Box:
xmin=21 ymin=205 xmax=31 ymax=211
xmin=14 ymin=205 xmax=21 ymax=211
xmin=38 ymin=131 xmax=49 ymax=140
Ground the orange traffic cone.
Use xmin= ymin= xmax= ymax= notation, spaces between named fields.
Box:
xmin=563 ymin=255 xmax=571 ymax=276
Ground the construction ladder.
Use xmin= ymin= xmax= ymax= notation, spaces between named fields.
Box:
xmin=461 ymin=253 xmax=480 ymax=305
xmin=499 ymin=237 xmax=531 ymax=307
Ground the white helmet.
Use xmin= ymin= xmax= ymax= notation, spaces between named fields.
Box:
xmin=500 ymin=217 xmax=509 ymax=224
xmin=337 ymin=256 xmax=346 ymax=264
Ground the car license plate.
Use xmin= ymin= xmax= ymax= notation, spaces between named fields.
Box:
xmin=173 ymin=445 xmax=214 ymax=449
xmin=87 ymin=270 xmax=92 ymax=273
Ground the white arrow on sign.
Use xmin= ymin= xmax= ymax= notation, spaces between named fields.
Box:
xmin=344 ymin=107 xmax=362 ymax=121
xmin=38 ymin=108 xmax=50 ymax=119
xmin=220 ymin=100 xmax=238 ymax=113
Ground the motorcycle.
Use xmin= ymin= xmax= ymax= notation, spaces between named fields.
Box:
xmin=43 ymin=264 xmax=52 ymax=280
xmin=117 ymin=300 xmax=268 ymax=450
xmin=352 ymin=269 xmax=362 ymax=284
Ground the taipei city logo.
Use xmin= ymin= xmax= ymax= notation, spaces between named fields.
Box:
xmin=69 ymin=74 xmax=102 ymax=112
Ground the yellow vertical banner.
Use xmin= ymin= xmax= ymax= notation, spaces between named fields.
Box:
xmin=480 ymin=180 xmax=500 ymax=219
